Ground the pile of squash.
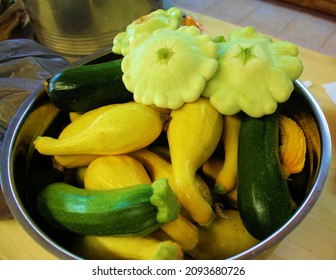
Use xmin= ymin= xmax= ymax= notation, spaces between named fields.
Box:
xmin=33 ymin=93 xmax=320 ymax=260
xmin=32 ymin=7 xmax=321 ymax=260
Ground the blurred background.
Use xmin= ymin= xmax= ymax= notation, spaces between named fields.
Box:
xmin=171 ymin=0 xmax=336 ymax=57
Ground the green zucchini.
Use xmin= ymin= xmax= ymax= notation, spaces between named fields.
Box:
xmin=237 ymin=109 xmax=292 ymax=240
xmin=46 ymin=59 xmax=133 ymax=112
xmin=36 ymin=178 xmax=180 ymax=236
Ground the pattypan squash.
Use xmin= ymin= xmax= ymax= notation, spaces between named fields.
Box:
xmin=112 ymin=7 xmax=183 ymax=56
xmin=202 ymin=26 xmax=304 ymax=118
xmin=121 ymin=26 xmax=219 ymax=109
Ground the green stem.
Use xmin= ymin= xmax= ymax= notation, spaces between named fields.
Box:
xmin=157 ymin=48 xmax=173 ymax=64
xmin=239 ymin=45 xmax=255 ymax=64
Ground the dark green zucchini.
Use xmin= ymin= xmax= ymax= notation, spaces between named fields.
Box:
xmin=237 ymin=108 xmax=292 ymax=240
xmin=36 ymin=178 xmax=180 ymax=236
xmin=46 ymin=59 xmax=133 ymax=112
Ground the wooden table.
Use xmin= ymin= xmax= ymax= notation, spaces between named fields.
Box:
xmin=0 ymin=12 xmax=335 ymax=260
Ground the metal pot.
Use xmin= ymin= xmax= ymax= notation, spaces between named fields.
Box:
xmin=0 ymin=49 xmax=332 ymax=259
xmin=23 ymin=0 xmax=166 ymax=58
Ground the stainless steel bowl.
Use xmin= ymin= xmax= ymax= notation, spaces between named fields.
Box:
xmin=23 ymin=0 xmax=165 ymax=58
xmin=0 ymin=49 xmax=332 ymax=259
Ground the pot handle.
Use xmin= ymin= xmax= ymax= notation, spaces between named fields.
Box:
xmin=0 ymin=188 xmax=13 ymax=220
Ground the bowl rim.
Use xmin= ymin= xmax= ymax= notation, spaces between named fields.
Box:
xmin=0 ymin=50 xmax=332 ymax=260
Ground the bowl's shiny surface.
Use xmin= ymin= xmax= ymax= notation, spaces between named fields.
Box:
xmin=23 ymin=0 xmax=163 ymax=58
xmin=0 ymin=49 xmax=332 ymax=260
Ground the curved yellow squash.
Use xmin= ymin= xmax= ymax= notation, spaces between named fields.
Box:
xmin=74 ymin=236 xmax=183 ymax=260
xmin=131 ymin=148 xmax=208 ymax=250
xmin=167 ymin=97 xmax=223 ymax=226
xmin=215 ymin=113 xmax=241 ymax=194
xmin=34 ymin=102 xmax=163 ymax=155
xmin=131 ymin=149 xmax=213 ymax=205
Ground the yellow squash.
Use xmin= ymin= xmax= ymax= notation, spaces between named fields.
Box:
xmin=215 ymin=114 xmax=241 ymax=194
xmin=69 ymin=111 xmax=83 ymax=122
xmin=54 ymin=154 xmax=98 ymax=168
xmin=61 ymin=104 xmax=120 ymax=138
xmin=84 ymin=155 xmax=151 ymax=190
xmin=131 ymin=149 xmax=213 ymax=205
xmin=74 ymin=235 xmax=183 ymax=260
xmin=52 ymin=109 xmax=108 ymax=167
xmin=130 ymin=149 xmax=202 ymax=250
xmin=202 ymin=156 xmax=240 ymax=208
xmin=279 ymin=114 xmax=306 ymax=179
xmin=160 ymin=213 xmax=199 ymax=251
xmin=202 ymin=156 xmax=222 ymax=182
xmin=74 ymin=166 xmax=87 ymax=188
xmin=292 ymin=111 xmax=320 ymax=191
xmin=34 ymin=102 xmax=164 ymax=155
xmin=187 ymin=210 xmax=259 ymax=259
xmin=167 ymin=97 xmax=223 ymax=226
